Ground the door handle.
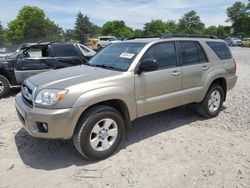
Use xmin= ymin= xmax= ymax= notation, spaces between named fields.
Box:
xmin=202 ymin=66 xmax=209 ymax=71
xmin=172 ymin=70 xmax=181 ymax=76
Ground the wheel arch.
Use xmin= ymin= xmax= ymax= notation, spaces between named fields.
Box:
xmin=80 ymin=99 xmax=132 ymax=129
xmin=205 ymin=77 xmax=227 ymax=102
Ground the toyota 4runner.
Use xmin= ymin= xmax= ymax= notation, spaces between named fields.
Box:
xmin=15 ymin=35 xmax=237 ymax=160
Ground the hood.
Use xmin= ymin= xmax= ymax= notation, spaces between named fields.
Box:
xmin=28 ymin=65 xmax=122 ymax=90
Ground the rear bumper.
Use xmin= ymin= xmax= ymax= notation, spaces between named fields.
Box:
xmin=15 ymin=93 xmax=86 ymax=139
xmin=227 ymin=75 xmax=237 ymax=91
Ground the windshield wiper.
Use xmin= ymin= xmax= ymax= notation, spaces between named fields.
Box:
xmin=91 ymin=64 xmax=117 ymax=70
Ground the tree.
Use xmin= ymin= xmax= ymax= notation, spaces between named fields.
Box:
xmin=202 ymin=26 xmax=218 ymax=36
xmin=202 ymin=25 xmax=231 ymax=38
xmin=143 ymin=20 xmax=170 ymax=36
xmin=63 ymin=29 xmax=76 ymax=42
xmin=165 ymin=20 xmax=178 ymax=34
xmin=6 ymin=6 xmax=63 ymax=44
xmin=74 ymin=12 xmax=100 ymax=43
xmin=216 ymin=25 xmax=231 ymax=38
xmin=177 ymin=10 xmax=205 ymax=34
xmin=101 ymin=20 xmax=134 ymax=38
xmin=0 ymin=21 xmax=6 ymax=46
xmin=226 ymin=1 xmax=250 ymax=36
xmin=133 ymin=29 xmax=144 ymax=37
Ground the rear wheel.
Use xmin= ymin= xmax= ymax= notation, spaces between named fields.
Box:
xmin=196 ymin=84 xmax=224 ymax=118
xmin=0 ymin=75 xmax=10 ymax=98
xmin=73 ymin=105 xmax=125 ymax=160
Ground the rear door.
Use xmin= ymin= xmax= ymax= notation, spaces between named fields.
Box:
xmin=135 ymin=41 xmax=182 ymax=117
xmin=177 ymin=41 xmax=210 ymax=104
xmin=50 ymin=44 xmax=86 ymax=69
xmin=14 ymin=46 xmax=53 ymax=84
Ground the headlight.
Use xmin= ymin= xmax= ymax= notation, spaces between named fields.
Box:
xmin=35 ymin=89 xmax=68 ymax=106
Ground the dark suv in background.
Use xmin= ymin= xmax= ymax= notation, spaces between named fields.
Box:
xmin=0 ymin=42 xmax=96 ymax=98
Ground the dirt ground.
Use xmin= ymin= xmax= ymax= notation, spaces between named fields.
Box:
xmin=0 ymin=47 xmax=250 ymax=188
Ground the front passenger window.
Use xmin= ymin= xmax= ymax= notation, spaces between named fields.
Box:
xmin=142 ymin=42 xmax=177 ymax=69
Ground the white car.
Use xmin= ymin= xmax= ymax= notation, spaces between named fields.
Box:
xmin=97 ymin=36 xmax=118 ymax=49
xmin=0 ymin=48 xmax=9 ymax=60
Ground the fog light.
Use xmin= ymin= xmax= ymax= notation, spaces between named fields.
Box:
xmin=42 ymin=123 xmax=48 ymax=132
xmin=36 ymin=122 xmax=48 ymax=133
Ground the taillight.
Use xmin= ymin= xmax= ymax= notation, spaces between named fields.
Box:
xmin=233 ymin=58 xmax=237 ymax=74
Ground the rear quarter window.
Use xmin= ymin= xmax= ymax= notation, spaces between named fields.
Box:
xmin=206 ymin=41 xmax=232 ymax=60
xmin=52 ymin=44 xmax=79 ymax=57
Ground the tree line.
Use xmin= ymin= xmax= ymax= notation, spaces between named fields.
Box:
xmin=0 ymin=0 xmax=249 ymax=46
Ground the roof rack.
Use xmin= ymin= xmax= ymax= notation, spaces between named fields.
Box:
xmin=161 ymin=34 xmax=218 ymax=39
xmin=126 ymin=36 xmax=160 ymax=40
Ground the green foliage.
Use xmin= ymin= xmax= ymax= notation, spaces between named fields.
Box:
xmin=133 ymin=29 xmax=144 ymax=37
xmin=143 ymin=20 xmax=170 ymax=36
xmin=4 ymin=1 xmax=250 ymax=44
xmin=0 ymin=21 xmax=6 ymax=45
xmin=101 ymin=20 xmax=134 ymax=38
xmin=63 ymin=29 xmax=76 ymax=42
xmin=6 ymin=6 xmax=63 ymax=44
xmin=202 ymin=25 xmax=231 ymax=38
xmin=165 ymin=20 xmax=178 ymax=34
xmin=177 ymin=10 xmax=205 ymax=34
xmin=226 ymin=1 xmax=250 ymax=37
xmin=74 ymin=11 xmax=100 ymax=42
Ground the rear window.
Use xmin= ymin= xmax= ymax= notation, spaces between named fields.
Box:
xmin=52 ymin=44 xmax=79 ymax=57
xmin=206 ymin=41 xmax=232 ymax=60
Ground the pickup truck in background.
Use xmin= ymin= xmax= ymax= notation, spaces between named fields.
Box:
xmin=0 ymin=42 xmax=96 ymax=98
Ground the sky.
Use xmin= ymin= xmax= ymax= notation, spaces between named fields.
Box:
xmin=0 ymin=0 xmax=248 ymax=30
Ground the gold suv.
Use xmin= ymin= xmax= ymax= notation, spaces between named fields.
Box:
xmin=15 ymin=35 xmax=237 ymax=160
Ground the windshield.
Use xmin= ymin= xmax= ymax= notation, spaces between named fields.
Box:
xmin=88 ymin=42 xmax=145 ymax=71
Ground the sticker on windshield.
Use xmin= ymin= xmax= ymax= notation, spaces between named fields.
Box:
xmin=120 ymin=52 xmax=135 ymax=59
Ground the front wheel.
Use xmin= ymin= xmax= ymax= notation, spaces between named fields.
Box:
xmin=73 ymin=105 xmax=125 ymax=160
xmin=0 ymin=75 xmax=10 ymax=98
xmin=196 ymin=84 xmax=224 ymax=118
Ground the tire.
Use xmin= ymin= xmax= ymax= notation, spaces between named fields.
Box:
xmin=73 ymin=105 xmax=125 ymax=160
xmin=97 ymin=44 xmax=102 ymax=50
xmin=196 ymin=84 xmax=224 ymax=118
xmin=0 ymin=75 xmax=10 ymax=98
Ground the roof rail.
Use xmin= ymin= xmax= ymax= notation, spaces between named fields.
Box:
xmin=126 ymin=36 xmax=160 ymax=40
xmin=161 ymin=34 xmax=218 ymax=39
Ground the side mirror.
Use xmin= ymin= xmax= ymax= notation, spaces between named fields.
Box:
xmin=137 ymin=58 xmax=158 ymax=74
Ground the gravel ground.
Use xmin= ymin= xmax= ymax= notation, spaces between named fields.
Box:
xmin=0 ymin=47 xmax=250 ymax=188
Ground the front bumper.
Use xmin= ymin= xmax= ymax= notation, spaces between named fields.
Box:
xmin=15 ymin=93 xmax=85 ymax=139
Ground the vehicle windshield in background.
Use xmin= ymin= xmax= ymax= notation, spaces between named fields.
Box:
xmin=231 ymin=38 xmax=241 ymax=40
xmin=109 ymin=37 xmax=117 ymax=41
xmin=88 ymin=43 xmax=145 ymax=71
xmin=0 ymin=48 xmax=8 ymax=54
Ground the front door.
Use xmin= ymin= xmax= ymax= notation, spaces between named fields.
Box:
xmin=14 ymin=46 xmax=53 ymax=84
xmin=135 ymin=41 xmax=182 ymax=117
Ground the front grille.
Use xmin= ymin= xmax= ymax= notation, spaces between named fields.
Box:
xmin=21 ymin=80 xmax=36 ymax=108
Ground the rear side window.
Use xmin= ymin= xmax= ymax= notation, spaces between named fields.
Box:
xmin=179 ymin=41 xmax=208 ymax=65
xmin=206 ymin=41 xmax=232 ymax=60
xmin=179 ymin=42 xmax=199 ymax=65
xmin=52 ymin=44 xmax=79 ymax=57
xmin=142 ymin=42 xmax=177 ymax=69
xmin=197 ymin=44 xmax=208 ymax=63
